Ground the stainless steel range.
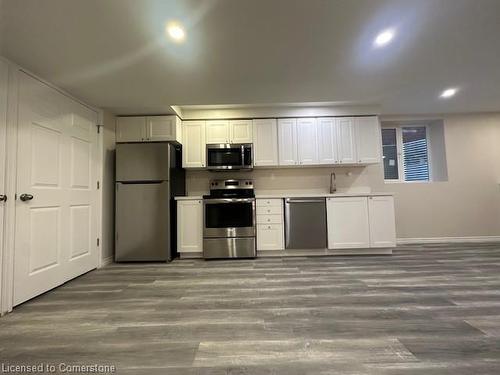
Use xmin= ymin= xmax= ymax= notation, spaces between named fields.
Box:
xmin=203 ymin=179 xmax=256 ymax=259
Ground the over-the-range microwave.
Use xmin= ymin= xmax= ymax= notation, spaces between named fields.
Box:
xmin=206 ymin=143 xmax=253 ymax=171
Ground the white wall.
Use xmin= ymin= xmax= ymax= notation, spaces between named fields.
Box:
xmin=101 ymin=110 xmax=116 ymax=263
xmin=186 ymin=113 xmax=500 ymax=240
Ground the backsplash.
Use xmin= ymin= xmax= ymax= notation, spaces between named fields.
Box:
xmin=186 ymin=165 xmax=385 ymax=195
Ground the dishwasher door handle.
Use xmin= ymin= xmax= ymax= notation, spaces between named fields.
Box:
xmin=285 ymin=198 xmax=325 ymax=204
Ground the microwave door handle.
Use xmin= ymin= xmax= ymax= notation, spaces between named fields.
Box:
xmin=241 ymin=145 xmax=245 ymax=167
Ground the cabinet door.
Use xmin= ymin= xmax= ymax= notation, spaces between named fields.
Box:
xmin=206 ymin=120 xmax=229 ymax=143
xmin=177 ymin=200 xmax=203 ymax=252
xmin=230 ymin=120 xmax=253 ymax=143
xmin=317 ymin=117 xmax=339 ymax=164
xmin=182 ymin=121 xmax=206 ymax=168
xmin=253 ymin=119 xmax=278 ymax=166
xmin=336 ymin=117 xmax=357 ymax=164
xmin=257 ymin=224 xmax=284 ymax=250
xmin=356 ymin=116 xmax=381 ymax=164
xmin=368 ymin=196 xmax=396 ymax=248
xmin=327 ymin=197 xmax=370 ymax=249
xmin=116 ymin=117 xmax=146 ymax=142
xmin=146 ymin=116 xmax=178 ymax=142
xmin=278 ymin=118 xmax=298 ymax=166
xmin=296 ymin=118 xmax=319 ymax=165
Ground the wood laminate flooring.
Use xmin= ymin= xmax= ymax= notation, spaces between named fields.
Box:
xmin=1 ymin=243 xmax=500 ymax=374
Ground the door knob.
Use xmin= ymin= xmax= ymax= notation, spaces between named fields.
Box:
xmin=19 ymin=194 xmax=34 ymax=202
xmin=0 ymin=194 xmax=6 ymax=202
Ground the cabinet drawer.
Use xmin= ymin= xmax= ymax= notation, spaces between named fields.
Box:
xmin=256 ymin=214 xmax=283 ymax=224
xmin=256 ymin=199 xmax=283 ymax=207
xmin=257 ymin=224 xmax=284 ymax=251
xmin=256 ymin=206 xmax=282 ymax=215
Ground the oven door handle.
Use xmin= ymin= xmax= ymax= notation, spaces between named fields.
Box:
xmin=204 ymin=198 xmax=255 ymax=204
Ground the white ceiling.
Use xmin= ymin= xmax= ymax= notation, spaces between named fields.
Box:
xmin=2 ymin=0 xmax=500 ymax=115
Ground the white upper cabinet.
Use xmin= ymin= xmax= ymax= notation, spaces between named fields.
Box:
xmin=355 ymin=116 xmax=381 ymax=164
xmin=327 ymin=197 xmax=370 ymax=249
xmin=229 ymin=120 xmax=253 ymax=143
xmin=146 ymin=116 xmax=182 ymax=142
xmin=368 ymin=196 xmax=396 ymax=247
xmin=116 ymin=115 xmax=181 ymax=143
xmin=296 ymin=118 xmax=319 ymax=165
xmin=206 ymin=120 xmax=230 ymax=144
xmin=116 ymin=117 xmax=146 ymax=142
xmin=253 ymin=119 xmax=279 ymax=166
xmin=336 ymin=117 xmax=357 ymax=164
xmin=182 ymin=121 xmax=206 ymax=168
xmin=317 ymin=118 xmax=338 ymax=165
xmin=278 ymin=118 xmax=298 ymax=166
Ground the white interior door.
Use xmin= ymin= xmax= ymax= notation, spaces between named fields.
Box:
xmin=0 ymin=60 xmax=8 ymax=286
xmin=14 ymin=73 xmax=98 ymax=306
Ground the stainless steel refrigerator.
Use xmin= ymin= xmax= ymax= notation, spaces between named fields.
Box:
xmin=115 ymin=142 xmax=185 ymax=262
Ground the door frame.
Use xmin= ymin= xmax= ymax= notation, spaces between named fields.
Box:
xmin=0 ymin=57 xmax=104 ymax=315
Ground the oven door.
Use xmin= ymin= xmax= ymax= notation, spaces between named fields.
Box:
xmin=206 ymin=144 xmax=253 ymax=170
xmin=203 ymin=198 xmax=256 ymax=238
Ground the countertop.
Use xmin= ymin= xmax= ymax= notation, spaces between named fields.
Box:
xmin=175 ymin=191 xmax=393 ymax=200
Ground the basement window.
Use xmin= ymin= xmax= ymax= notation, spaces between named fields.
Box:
xmin=381 ymin=120 xmax=448 ymax=183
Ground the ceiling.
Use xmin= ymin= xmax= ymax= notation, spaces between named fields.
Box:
xmin=1 ymin=0 xmax=500 ymax=115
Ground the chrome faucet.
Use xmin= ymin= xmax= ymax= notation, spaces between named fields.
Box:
xmin=330 ymin=172 xmax=337 ymax=194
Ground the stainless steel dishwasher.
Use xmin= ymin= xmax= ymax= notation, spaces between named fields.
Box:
xmin=284 ymin=198 xmax=327 ymax=249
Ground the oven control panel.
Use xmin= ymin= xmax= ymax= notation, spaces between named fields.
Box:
xmin=210 ymin=179 xmax=254 ymax=190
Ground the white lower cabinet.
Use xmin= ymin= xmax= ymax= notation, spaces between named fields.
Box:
xmin=177 ymin=199 xmax=203 ymax=253
xmin=327 ymin=195 xmax=396 ymax=249
xmin=256 ymin=199 xmax=284 ymax=250
xmin=327 ymin=197 xmax=370 ymax=249
xmin=257 ymin=225 xmax=284 ymax=250
xmin=368 ymin=196 xmax=396 ymax=247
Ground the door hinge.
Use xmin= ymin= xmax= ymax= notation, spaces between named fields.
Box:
xmin=97 ymin=238 xmax=100 ymax=246
xmin=97 ymin=181 xmax=100 ymax=190
xmin=96 ymin=124 xmax=103 ymax=134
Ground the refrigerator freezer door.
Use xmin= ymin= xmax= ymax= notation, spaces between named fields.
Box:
xmin=116 ymin=143 xmax=171 ymax=182
xmin=115 ymin=181 xmax=170 ymax=261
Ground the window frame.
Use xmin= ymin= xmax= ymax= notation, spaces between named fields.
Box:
xmin=382 ymin=124 xmax=432 ymax=184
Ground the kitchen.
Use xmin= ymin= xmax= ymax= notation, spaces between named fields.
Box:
xmin=1 ymin=1 xmax=500 ymax=373
xmin=114 ymin=114 xmax=396 ymax=260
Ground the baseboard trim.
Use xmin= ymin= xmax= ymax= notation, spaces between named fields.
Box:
xmin=179 ymin=252 xmax=203 ymax=259
xmin=397 ymin=236 xmax=500 ymax=245
xmin=100 ymin=256 xmax=114 ymax=267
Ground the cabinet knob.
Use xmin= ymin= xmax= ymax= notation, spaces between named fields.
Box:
xmin=268 ymin=226 xmax=271 ymax=229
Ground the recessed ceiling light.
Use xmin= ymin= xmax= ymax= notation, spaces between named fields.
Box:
xmin=166 ymin=22 xmax=186 ymax=42
xmin=440 ymin=88 xmax=458 ymax=99
xmin=374 ymin=29 xmax=395 ymax=47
